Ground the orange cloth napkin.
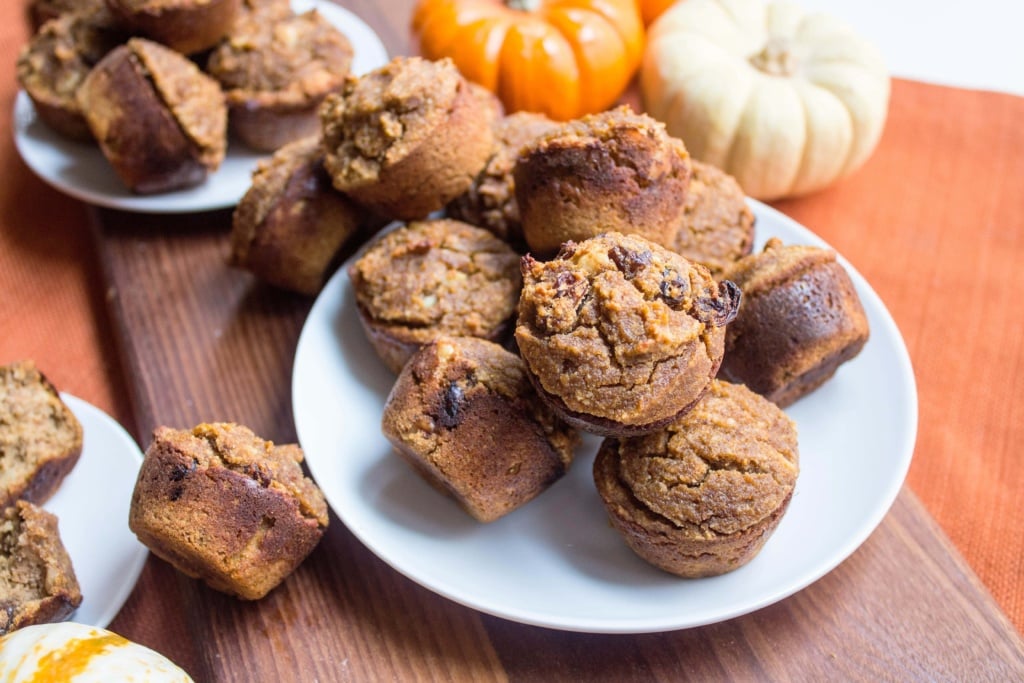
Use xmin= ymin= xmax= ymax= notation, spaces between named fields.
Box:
xmin=0 ymin=9 xmax=1022 ymax=634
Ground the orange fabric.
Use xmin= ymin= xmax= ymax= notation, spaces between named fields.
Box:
xmin=0 ymin=6 xmax=1022 ymax=634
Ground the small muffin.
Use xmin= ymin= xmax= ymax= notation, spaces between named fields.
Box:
xmin=128 ymin=423 xmax=329 ymax=601
xmin=16 ymin=7 xmax=127 ymax=141
xmin=104 ymin=0 xmax=241 ymax=55
xmin=382 ymin=336 xmax=579 ymax=522
xmin=515 ymin=232 xmax=741 ymax=436
xmin=206 ymin=9 xmax=354 ymax=152
xmin=0 ymin=361 xmax=83 ymax=510
xmin=26 ymin=0 xmax=103 ymax=32
xmin=0 ymin=501 xmax=83 ymax=635
xmin=349 ymin=219 xmax=522 ymax=374
xmin=230 ymin=136 xmax=366 ymax=295
xmin=321 ymin=56 xmax=496 ymax=221
xmin=447 ymin=111 xmax=560 ymax=248
xmin=669 ymin=160 xmax=756 ymax=277
xmin=719 ymin=238 xmax=870 ymax=406
xmin=593 ymin=380 xmax=799 ymax=577
xmin=77 ymin=38 xmax=227 ymax=194
xmin=514 ymin=105 xmax=692 ymax=257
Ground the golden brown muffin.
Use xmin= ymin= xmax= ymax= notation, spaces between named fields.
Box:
xmin=320 ymin=56 xmax=496 ymax=221
xmin=349 ymin=219 xmax=522 ymax=374
xmin=26 ymin=0 xmax=103 ymax=32
xmin=0 ymin=501 xmax=83 ymax=635
xmin=670 ymin=160 xmax=756 ymax=277
xmin=77 ymin=37 xmax=227 ymax=194
xmin=514 ymin=105 xmax=692 ymax=257
xmin=447 ymin=111 xmax=560 ymax=248
xmin=515 ymin=232 xmax=741 ymax=436
xmin=16 ymin=7 xmax=127 ymax=141
xmin=104 ymin=0 xmax=241 ymax=55
xmin=128 ymin=423 xmax=329 ymax=601
xmin=719 ymin=238 xmax=870 ymax=407
xmin=230 ymin=136 xmax=367 ymax=295
xmin=381 ymin=336 xmax=579 ymax=522
xmin=206 ymin=9 xmax=353 ymax=152
xmin=0 ymin=361 xmax=83 ymax=510
xmin=593 ymin=380 xmax=799 ymax=577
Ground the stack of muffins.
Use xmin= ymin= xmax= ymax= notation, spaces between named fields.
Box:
xmin=16 ymin=0 xmax=355 ymax=194
xmin=222 ymin=53 xmax=871 ymax=579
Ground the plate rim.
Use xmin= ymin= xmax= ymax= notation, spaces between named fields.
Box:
xmin=291 ymin=200 xmax=919 ymax=633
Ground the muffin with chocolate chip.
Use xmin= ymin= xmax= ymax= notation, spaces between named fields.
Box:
xmin=515 ymin=231 xmax=740 ymax=436
xmin=719 ymin=238 xmax=870 ymax=406
xmin=349 ymin=219 xmax=522 ymax=374
xmin=320 ymin=56 xmax=496 ymax=221
xmin=382 ymin=336 xmax=579 ymax=522
xmin=514 ymin=105 xmax=691 ymax=257
xmin=593 ymin=379 xmax=799 ymax=577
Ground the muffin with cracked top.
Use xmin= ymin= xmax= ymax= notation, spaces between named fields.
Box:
xmin=515 ymin=231 xmax=740 ymax=436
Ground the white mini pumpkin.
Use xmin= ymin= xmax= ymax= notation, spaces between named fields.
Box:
xmin=642 ymin=0 xmax=889 ymax=200
xmin=0 ymin=622 xmax=193 ymax=682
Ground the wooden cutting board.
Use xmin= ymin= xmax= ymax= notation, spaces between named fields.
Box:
xmin=88 ymin=1 xmax=1024 ymax=679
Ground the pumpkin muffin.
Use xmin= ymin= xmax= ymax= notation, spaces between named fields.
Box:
xmin=593 ymin=379 xmax=799 ymax=577
xmin=515 ymin=232 xmax=740 ymax=437
xmin=26 ymin=0 xmax=104 ymax=32
xmin=719 ymin=238 xmax=869 ymax=406
xmin=128 ymin=423 xmax=329 ymax=601
xmin=382 ymin=336 xmax=579 ymax=523
xmin=16 ymin=6 xmax=127 ymax=141
xmin=320 ymin=56 xmax=496 ymax=221
xmin=447 ymin=111 xmax=560 ymax=248
xmin=669 ymin=160 xmax=756 ymax=277
xmin=206 ymin=8 xmax=353 ymax=152
xmin=104 ymin=0 xmax=241 ymax=55
xmin=514 ymin=105 xmax=692 ymax=257
xmin=77 ymin=37 xmax=227 ymax=194
xmin=0 ymin=361 xmax=83 ymax=510
xmin=230 ymin=136 xmax=369 ymax=295
xmin=0 ymin=501 xmax=82 ymax=635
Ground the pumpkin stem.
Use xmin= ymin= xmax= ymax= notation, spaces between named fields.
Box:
xmin=506 ymin=0 xmax=542 ymax=11
xmin=749 ymin=38 xmax=799 ymax=77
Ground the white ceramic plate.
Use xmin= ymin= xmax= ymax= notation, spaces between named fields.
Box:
xmin=12 ymin=1 xmax=389 ymax=214
xmin=291 ymin=201 xmax=918 ymax=633
xmin=44 ymin=395 xmax=149 ymax=628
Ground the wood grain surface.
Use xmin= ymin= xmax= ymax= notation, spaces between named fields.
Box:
xmin=87 ymin=1 xmax=1024 ymax=680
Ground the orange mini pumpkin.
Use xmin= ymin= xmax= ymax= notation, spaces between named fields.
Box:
xmin=412 ymin=0 xmax=644 ymax=121
xmin=638 ymin=0 xmax=678 ymax=26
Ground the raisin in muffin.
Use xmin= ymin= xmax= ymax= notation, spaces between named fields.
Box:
xmin=230 ymin=136 xmax=367 ymax=295
xmin=77 ymin=37 xmax=227 ymax=194
xmin=382 ymin=336 xmax=579 ymax=522
xmin=446 ymin=111 xmax=559 ymax=248
xmin=669 ymin=160 xmax=756 ymax=277
xmin=348 ymin=219 xmax=522 ymax=374
xmin=16 ymin=7 xmax=127 ymax=141
xmin=104 ymin=0 xmax=241 ymax=55
xmin=128 ymin=423 xmax=329 ymax=600
xmin=514 ymin=105 xmax=691 ymax=257
xmin=0 ymin=361 xmax=82 ymax=510
xmin=0 ymin=501 xmax=82 ymax=635
xmin=320 ymin=56 xmax=496 ymax=221
xmin=593 ymin=380 xmax=799 ymax=577
xmin=515 ymin=232 xmax=740 ymax=436
xmin=719 ymin=238 xmax=870 ymax=406
xmin=206 ymin=8 xmax=353 ymax=152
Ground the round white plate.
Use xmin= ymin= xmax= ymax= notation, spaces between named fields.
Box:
xmin=45 ymin=395 xmax=149 ymax=628
xmin=291 ymin=202 xmax=918 ymax=633
xmin=12 ymin=1 xmax=389 ymax=214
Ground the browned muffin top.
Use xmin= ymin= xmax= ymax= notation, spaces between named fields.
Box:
xmin=723 ymin=237 xmax=836 ymax=294
xmin=320 ymin=56 xmax=464 ymax=187
xmin=207 ymin=9 xmax=353 ymax=104
xmin=605 ymin=380 xmax=799 ymax=536
xmin=349 ymin=219 xmax=522 ymax=339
